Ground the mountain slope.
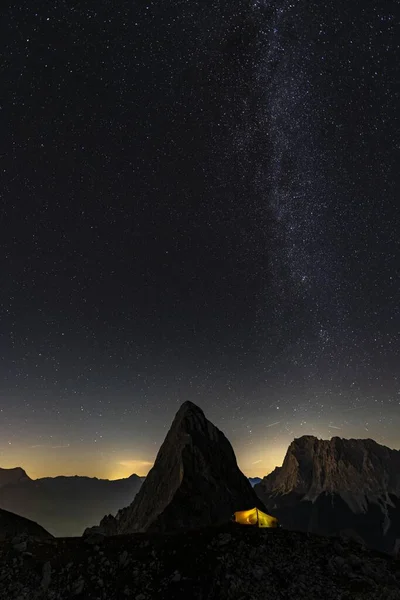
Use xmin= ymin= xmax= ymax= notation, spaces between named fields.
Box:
xmin=99 ymin=401 xmax=265 ymax=533
xmin=254 ymin=435 xmax=400 ymax=553
xmin=0 ymin=507 xmax=52 ymax=541
xmin=0 ymin=473 xmax=143 ymax=537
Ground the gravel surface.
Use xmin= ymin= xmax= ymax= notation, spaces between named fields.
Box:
xmin=1 ymin=524 xmax=399 ymax=599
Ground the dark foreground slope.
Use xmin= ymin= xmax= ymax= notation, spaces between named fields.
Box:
xmin=0 ymin=524 xmax=399 ymax=600
xmin=0 ymin=508 xmax=52 ymax=541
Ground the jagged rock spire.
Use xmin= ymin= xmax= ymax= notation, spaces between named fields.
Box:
xmin=100 ymin=401 xmax=265 ymax=533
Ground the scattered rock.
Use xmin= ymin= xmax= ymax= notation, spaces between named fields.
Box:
xmin=333 ymin=541 xmax=344 ymax=554
xmin=84 ymin=532 xmax=105 ymax=546
xmin=0 ymin=522 xmax=399 ymax=600
xmin=252 ymin=566 xmax=264 ymax=581
xmin=13 ymin=541 xmax=27 ymax=553
xmin=11 ymin=536 xmax=25 ymax=546
xmin=41 ymin=561 xmax=51 ymax=590
xmin=72 ymin=576 xmax=85 ymax=596
xmin=348 ymin=553 xmax=362 ymax=568
xmin=217 ymin=533 xmax=232 ymax=546
xmin=330 ymin=555 xmax=346 ymax=570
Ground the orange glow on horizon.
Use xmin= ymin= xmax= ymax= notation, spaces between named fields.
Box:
xmin=0 ymin=445 xmax=156 ymax=481
xmin=0 ymin=448 xmax=280 ymax=480
xmin=0 ymin=435 xmax=288 ymax=481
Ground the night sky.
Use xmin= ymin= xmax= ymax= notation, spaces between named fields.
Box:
xmin=1 ymin=0 xmax=399 ymax=479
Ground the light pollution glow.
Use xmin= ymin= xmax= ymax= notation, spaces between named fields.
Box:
xmin=1 ymin=416 xmax=398 ymax=480
xmin=0 ymin=439 xmax=289 ymax=480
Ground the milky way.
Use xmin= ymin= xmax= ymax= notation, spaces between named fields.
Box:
xmin=1 ymin=0 xmax=399 ymax=478
xmin=232 ymin=0 xmax=400 ymax=441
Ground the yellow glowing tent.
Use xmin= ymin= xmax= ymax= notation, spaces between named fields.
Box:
xmin=234 ymin=507 xmax=278 ymax=528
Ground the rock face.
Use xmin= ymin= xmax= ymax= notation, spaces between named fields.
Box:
xmin=0 ymin=472 xmax=143 ymax=537
xmin=248 ymin=477 xmax=262 ymax=487
xmin=0 ymin=507 xmax=52 ymax=541
xmin=254 ymin=435 xmax=400 ymax=554
xmin=100 ymin=401 xmax=265 ymax=533
xmin=0 ymin=467 xmax=30 ymax=488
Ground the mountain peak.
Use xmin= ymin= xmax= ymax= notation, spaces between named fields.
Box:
xmin=291 ymin=434 xmax=383 ymax=448
xmin=256 ymin=435 xmax=400 ymax=508
xmin=0 ymin=467 xmax=30 ymax=489
xmin=99 ymin=402 xmax=264 ymax=534
xmin=171 ymin=400 xmax=207 ymax=428
xmin=254 ymin=436 xmax=400 ymax=554
xmin=168 ymin=401 xmax=221 ymax=444
xmin=176 ymin=400 xmax=204 ymax=415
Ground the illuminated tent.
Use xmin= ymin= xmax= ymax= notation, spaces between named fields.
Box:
xmin=234 ymin=507 xmax=278 ymax=528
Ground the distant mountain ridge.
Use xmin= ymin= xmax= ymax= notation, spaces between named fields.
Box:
xmin=0 ymin=467 xmax=30 ymax=488
xmin=0 ymin=470 xmax=143 ymax=537
xmin=98 ymin=401 xmax=265 ymax=534
xmin=254 ymin=435 xmax=400 ymax=554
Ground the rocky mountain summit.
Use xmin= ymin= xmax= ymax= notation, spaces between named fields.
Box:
xmin=0 ymin=523 xmax=399 ymax=599
xmin=0 ymin=507 xmax=52 ymax=542
xmin=0 ymin=467 xmax=30 ymax=488
xmin=98 ymin=401 xmax=264 ymax=534
xmin=255 ymin=435 xmax=400 ymax=554
xmin=0 ymin=471 xmax=143 ymax=537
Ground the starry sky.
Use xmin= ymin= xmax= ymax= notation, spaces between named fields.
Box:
xmin=1 ymin=0 xmax=399 ymax=479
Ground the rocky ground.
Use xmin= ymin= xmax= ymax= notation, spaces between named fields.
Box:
xmin=0 ymin=523 xmax=399 ymax=600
